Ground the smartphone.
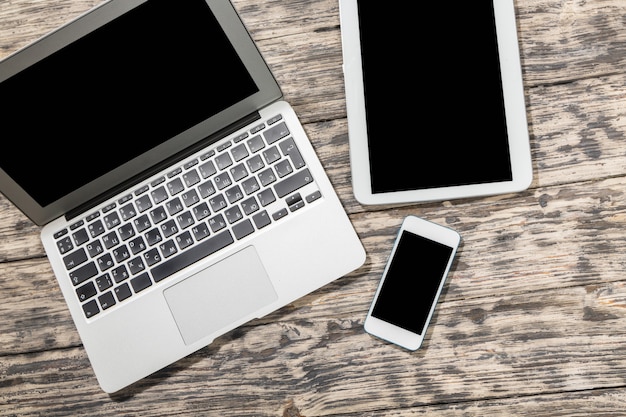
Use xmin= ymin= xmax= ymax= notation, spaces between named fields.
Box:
xmin=364 ymin=215 xmax=461 ymax=351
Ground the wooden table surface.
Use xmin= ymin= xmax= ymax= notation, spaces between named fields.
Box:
xmin=2 ymin=0 xmax=626 ymax=415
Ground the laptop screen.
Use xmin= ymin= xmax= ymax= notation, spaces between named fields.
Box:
xmin=0 ymin=0 xmax=280 ymax=225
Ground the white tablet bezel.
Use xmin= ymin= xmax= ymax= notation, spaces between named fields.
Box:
xmin=339 ymin=0 xmax=532 ymax=205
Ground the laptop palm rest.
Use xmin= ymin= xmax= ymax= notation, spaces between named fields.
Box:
xmin=164 ymin=246 xmax=278 ymax=345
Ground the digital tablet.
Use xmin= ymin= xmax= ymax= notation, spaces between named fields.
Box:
xmin=339 ymin=0 xmax=533 ymax=205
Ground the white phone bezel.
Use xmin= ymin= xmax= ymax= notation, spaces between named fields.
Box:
xmin=364 ymin=216 xmax=460 ymax=351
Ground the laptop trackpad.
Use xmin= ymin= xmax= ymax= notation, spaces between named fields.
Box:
xmin=164 ymin=246 xmax=278 ymax=345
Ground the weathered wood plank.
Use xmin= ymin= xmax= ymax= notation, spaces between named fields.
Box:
xmin=517 ymin=0 xmax=626 ymax=86
xmin=3 ymin=282 xmax=626 ymax=416
xmin=330 ymin=389 xmax=626 ymax=417
xmin=1 ymin=0 xmax=626 ymax=415
xmin=2 ymin=176 xmax=624 ymax=353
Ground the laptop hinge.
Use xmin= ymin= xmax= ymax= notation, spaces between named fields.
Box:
xmin=66 ymin=111 xmax=262 ymax=222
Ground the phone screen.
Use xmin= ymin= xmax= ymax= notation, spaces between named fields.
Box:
xmin=371 ymin=231 xmax=454 ymax=335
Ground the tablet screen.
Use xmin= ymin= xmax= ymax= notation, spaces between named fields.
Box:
xmin=358 ymin=1 xmax=511 ymax=194
xmin=341 ymin=0 xmax=531 ymax=205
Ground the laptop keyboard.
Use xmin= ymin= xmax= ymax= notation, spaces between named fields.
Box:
xmin=52 ymin=114 xmax=322 ymax=319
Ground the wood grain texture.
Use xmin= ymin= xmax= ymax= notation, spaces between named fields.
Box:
xmin=1 ymin=0 xmax=625 ymax=416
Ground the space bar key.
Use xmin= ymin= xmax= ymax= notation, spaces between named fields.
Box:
xmin=151 ymin=230 xmax=234 ymax=283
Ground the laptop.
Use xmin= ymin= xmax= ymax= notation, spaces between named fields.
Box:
xmin=0 ymin=0 xmax=365 ymax=393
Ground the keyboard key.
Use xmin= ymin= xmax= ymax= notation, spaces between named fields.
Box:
xmin=88 ymin=220 xmax=105 ymax=238
xmin=193 ymin=202 xmax=211 ymax=221
xmin=159 ymin=240 xmax=178 ymax=258
xmin=69 ymin=262 xmax=98 ymax=286
xmin=63 ymin=248 xmax=88 ymax=270
xmin=258 ymin=168 xmax=276 ymax=187
xmin=272 ymin=208 xmax=289 ymax=221
xmin=216 ymin=141 xmax=232 ymax=152
xmin=143 ymin=248 xmax=162 ymax=266
xmin=119 ymin=202 xmax=137 ymax=220
xmin=102 ymin=231 xmax=120 ymax=249
xmin=198 ymin=180 xmax=216 ymax=198
xmin=167 ymin=178 xmax=184 ymax=195
xmin=176 ymin=231 xmax=194 ymax=250
xmin=128 ymin=236 xmax=147 ymax=255
xmin=97 ymin=253 xmax=115 ymax=272
xmin=209 ymin=194 xmax=227 ymax=212
xmin=183 ymin=169 xmax=201 ymax=187
xmin=250 ymin=122 xmax=265 ymax=134
xmin=135 ymin=195 xmax=152 ymax=212
xmin=241 ymin=177 xmax=260 ymax=195
xmin=151 ymin=230 xmax=234 ymax=283
xmin=274 ymin=168 xmax=313 ymax=198
xmin=279 ymin=137 xmax=306 ymax=169
xmin=115 ymin=283 xmax=132 ymax=301
xmin=289 ymin=199 xmax=305 ymax=212
xmin=214 ymin=172 xmax=232 ymax=190
xmin=151 ymin=186 xmax=168 ymax=204
xmin=234 ymin=132 xmax=248 ymax=143
xmin=198 ymin=160 xmax=217 ymax=178
xmin=224 ymin=206 xmax=243 ymax=224
xmin=231 ymin=143 xmax=249 ymax=161
xmin=135 ymin=185 xmax=149 ymax=196
xmin=104 ymin=212 xmax=121 ymax=229
xmin=275 ymin=159 xmax=293 ymax=178
xmin=225 ymin=185 xmax=244 ymax=204
xmin=160 ymin=219 xmax=178 ymax=238
xmin=253 ymin=211 xmax=271 ymax=229
xmin=168 ymin=167 xmax=182 ymax=178
xmin=247 ymin=135 xmax=265 ymax=153
xmin=150 ymin=206 xmax=168 ymax=224
xmin=166 ymin=197 xmax=184 ymax=215
xmin=96 ymin=273 xmax=113 ymax=291
xmin=246 ymin=155 xmax=265 ymax=173
xmin=86 ymin=240 xmax=104 ymax=257
xmin=267 ymin=114 xmax=282 ymax=125
xmin=241 ymin=197 xmax=260 ymax=215
xmin=176 ymin=211 xmax=195 ymax=229
xmin=118 ymin=223 xmax=135 ymax=241
xmin=262 ymin=146 xmax=281 ymax=164
xmin=215 ymin=153 xmax=233 ymax=170
xmin=192 ymin=223 xmax=210 ymax=241
xmin=230 ymin=163 xmax=248 ymax=182
xmin=232 ymin=219 xmax=254 ymax=240
xmin=306 ymin=190 xmax=322 ymax=203
xmin=181 ymin=189 xmax=200 ymax=207
xmin=111 ymin=265 xmax=129 ymax=283
xmin=128 ymin=257 xmax=146 ymax=275
xmin=56 ymin=236 xmax=73 ymax=255
xmin=134 ymin=214 xmax=151 ymax=233
xmin=112 ymin=245 xmax=131 ymax=263
xmin=98 ymin=291 xmax=116 ymax=310
xmin=263 ymin=121 xmax=289 ymax=144
xmin=82 ymin=299 xmax=100 ymax=318
xmin=257 ymin=188 xmax=276 ymax=206
xmin=208 ymin=214 xmax=227 ymax=233
xmin=130 ymin=273 xmax=152 ymax=293
xmin=72 ymin=228 xmax=89 ymax=246
xmin=76 ymin=281 xmax=97 ymax=302
xmin=145 ymin=228 xmax=163 ymax=246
